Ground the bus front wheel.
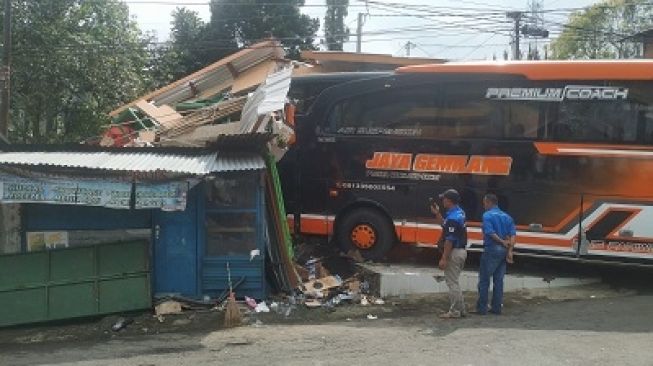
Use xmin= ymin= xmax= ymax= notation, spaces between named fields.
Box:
xmin=336 ymin=208 xmax=395 ymax=261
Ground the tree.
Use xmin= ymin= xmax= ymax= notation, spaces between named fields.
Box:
xmin=169 ymin=8 xmax=207 ymax=76
xmin=324 ymin=0 xmax=349 ymax=51
xmin=204 ymin=0 xmax=320 ymax=60
xmin=6 ymin=1 xmax=151 ymax=143
xmin=550 ymin=0 xmax=653 ymax=59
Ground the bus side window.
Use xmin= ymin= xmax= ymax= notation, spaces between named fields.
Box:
xmin=326 ymin=86 xmax=437 ymax=134
xmin=433 ymin=82 xmax=502 ymax=139
xmin=503 ymin=102 xmax=541 ymax=139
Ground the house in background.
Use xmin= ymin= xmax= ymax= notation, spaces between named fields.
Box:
xmin=629 ymin=29 xmax=653 ymax=59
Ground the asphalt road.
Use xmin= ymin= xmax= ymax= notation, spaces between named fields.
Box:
xmin=2 ymin=289 xmax=652 ymax=366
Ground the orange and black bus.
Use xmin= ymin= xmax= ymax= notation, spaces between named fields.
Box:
xmin=279 ymin=60 xmax=653 ymax=263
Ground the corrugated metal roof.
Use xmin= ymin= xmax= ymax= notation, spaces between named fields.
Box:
xmin=0 ymin=151 xmax=265 ymax=174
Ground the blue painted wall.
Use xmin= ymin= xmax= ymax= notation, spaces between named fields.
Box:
xmin=22 ymin=176 xmax=268 ymax=300
xmin=152 ymin=185 xmax=200 ymax=297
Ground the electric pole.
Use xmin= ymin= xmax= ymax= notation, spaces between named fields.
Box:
xmin=507 ymin=11 xmax=523 ymax=60
xmin=0 ymin=0 xmax=11 ymax=138
xmin=404 ymin=41 xmax=416 ymax=57
xmin=356 ymin=12 xmax=366 ymax=53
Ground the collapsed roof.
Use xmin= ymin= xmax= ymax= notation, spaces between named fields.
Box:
xmin=93 ymin=39 xmax=293 ymax=151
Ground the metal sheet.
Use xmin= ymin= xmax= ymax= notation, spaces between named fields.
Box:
xmin=0 ymin=241 xmax=151 ymax=327
xmin=240 ymin=67 xmax=293 ymax=133
xmin=0 ymin=151 xmax=265 ymax=174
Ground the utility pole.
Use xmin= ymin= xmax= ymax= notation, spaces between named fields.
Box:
xmin=404 ymin=41 xmax=416 ymax=57
xmin=356 ymin=12 xmax=365 ymax=53
xmin=0 ymin=0 xmax=11 ymax=138
xmin=507 ymin=11 xmax=523 ymax=60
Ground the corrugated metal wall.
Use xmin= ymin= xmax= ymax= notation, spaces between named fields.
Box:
xmin=0 ymin=241 xmax=151 ymax=327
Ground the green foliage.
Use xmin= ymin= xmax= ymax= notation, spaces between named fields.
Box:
xmin=206 ymin=0 xmax=319 ymax=59
xmin=325 ymin=0 xmax=349 ymax=51
xmin=550 ymin=0 xmax=653 ymax=59
xmin=3 ymin=1 xmax=321 ymax=143
xmin=7 ymin=0 xmax=150 ymax=143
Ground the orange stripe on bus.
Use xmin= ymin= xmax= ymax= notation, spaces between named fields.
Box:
xmin=293 ymin=216 xmax=573 ymax=248
xmin=397 ymin=60 xmax=653 ymax=81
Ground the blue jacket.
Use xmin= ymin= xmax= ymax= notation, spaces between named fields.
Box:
xmin=482 ymin=206 xmax=516 ymax=250
xmin=442 ymin=205 xmax=467 ymax=249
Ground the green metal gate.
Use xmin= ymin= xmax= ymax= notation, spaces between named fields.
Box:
xmin=0 ymin=241 xmax=151 ymax=327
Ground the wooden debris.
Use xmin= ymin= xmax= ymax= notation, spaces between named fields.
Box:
xmin=301 ymin=275 xmax=343 ymax=295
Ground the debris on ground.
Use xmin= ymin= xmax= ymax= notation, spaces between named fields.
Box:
xmin=366 ymin=314 xmax=378 ymax=320
xmin=111 ymin=317 xmax=133 ymax=332
xmin=155 ymin=301 xmax=183 ymax=316
xmin=245 ymin=297 xmax=258 ymax=310
xmin=255 ymin=302 xmax=271 ymax=313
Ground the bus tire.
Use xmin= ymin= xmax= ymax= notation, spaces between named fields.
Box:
xmin=336 ymin=208 xmax=395 ymax=261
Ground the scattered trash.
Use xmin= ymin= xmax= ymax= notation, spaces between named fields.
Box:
xmin=157 ymin=315 xmax=165 ymax=323
xmin=302 ymin=275 xmax=343 ymax=296
xmin=360 ymin=296 xmax=370 ymax=306
xmin=306 ymin=257 xmax=319 ymax=280
xmin=373 ymin=298 xmax=385 ymax=305
xmin=305 ymin=299 xmax=322 ymax=309
xmin=245 ymin=297 xmax=258 ymax=310
xmin=111 ymin=317 xmax=133 ymax=332
xmin=255 ymin=302 xmax=270 ymax=313
xmin=155 ymin=300 xmax=183 ymax=316
xmin=270 ymin=302 xmax=279 ymax=312
xmin=590 ymin=295 xmax=597 ymax=299
xmin=367 ymin=314 xmax=378 ymax=320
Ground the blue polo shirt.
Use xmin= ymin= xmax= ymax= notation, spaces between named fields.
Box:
xmin=442 ymin=205 xmax=467 ymax=249
xmin=482 ymin=206 xmax=516 ymax=250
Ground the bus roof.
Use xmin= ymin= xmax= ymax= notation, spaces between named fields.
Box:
xmin=396 ymin=60 xmax=653 ymax=81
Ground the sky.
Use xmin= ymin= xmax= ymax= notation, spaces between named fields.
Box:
xmin=128 ymin=0 xmax=600 ymax=61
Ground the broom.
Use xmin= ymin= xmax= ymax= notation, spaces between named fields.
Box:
xmin=224 ymin=262 xmax=242 ymax=328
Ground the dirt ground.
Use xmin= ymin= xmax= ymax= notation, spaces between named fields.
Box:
xmin=1 ymin=281 xmax=652 ymax=366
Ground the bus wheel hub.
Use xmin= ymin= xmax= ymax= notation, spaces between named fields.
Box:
xmin=351 ymin=224 xmax=376 ymax=249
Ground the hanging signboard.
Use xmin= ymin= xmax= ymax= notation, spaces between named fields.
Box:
xmin=135 ymin=182 xmax=188 ymax=211
xmin=0 ymin=172 xmax=189 ymax=211
xmin=0 ymin=178 xmax=77 ymax=205
xmin=76 ymin=181 xmax=132 ymax=209
xmin=0 ymin=174 xmax=132 ymax=209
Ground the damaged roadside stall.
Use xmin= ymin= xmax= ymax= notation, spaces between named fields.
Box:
xmin=0 ymin=40 xmax=299 ymax=327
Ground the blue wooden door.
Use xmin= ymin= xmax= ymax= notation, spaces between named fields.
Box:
xmin=153 ymin=188 xmax=199 ymax=297
xmin=201 ymin=173 xmax=267 ymax=299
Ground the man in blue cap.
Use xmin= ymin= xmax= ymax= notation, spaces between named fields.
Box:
xmin=431 ymin=189 xmax=468 ymax=319
xmin=476 ymin=193 xmax=516 ymax=315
